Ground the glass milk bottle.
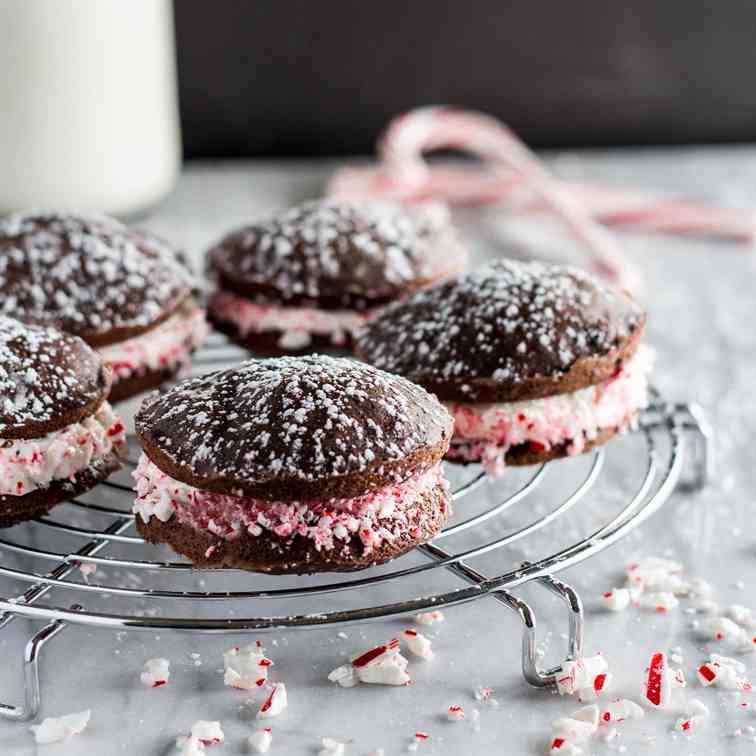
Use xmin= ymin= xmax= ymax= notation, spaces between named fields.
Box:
xmin=0 ymin=0 xmax=181 ymax=216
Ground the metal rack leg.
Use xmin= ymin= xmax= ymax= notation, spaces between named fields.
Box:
xmin=0 ymin=517 xmax=131 ymax=721
xmin=419 ymin=543 xmax=584 ymax=687
xmin=0 ymin=607 xmax=80 ymax=722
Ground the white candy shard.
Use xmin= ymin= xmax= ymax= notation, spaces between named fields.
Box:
xmin=555 ymin=654 xmax=609 ymax=698
xmin=258 ymin=683 xmax=288 ymax=718
xmin=327 ymin=664 xmax=358 ymax=688
xmin=697 ymin=654 xmax=752 ymax=690
xmin=446 ymin=705 xmax=465 ymax=721
xmin=729 ymin=604 xmax=756 ymax=628
xmin=625 ymin=557 xmax=686 ymax=594
xmin=329 ymin=639 xmax=410 ymax=687
xmin=600 ymin=698 xmax=644 ymax=723
xmin=572 ymin=704 xmax=600 ymax=730
xmin=178 ymin=736 xmax=205 ymax=756
xmin=140 ymin=657 xmax=170 ymax=688
xmin=674 ymin=698 xmax=710 ymax=732
xmin=686 ymin=577 xmax=714 ymax=598
xmin=175 ymin=721 xmax=224 ymax=750
xmin=548 ymin=737 xmax=583 ymax=755
xmin=415 ymin=610 xmax=444 ymax=626
xmin=551 ymin=718 xmax=595 ymax=742
xmin=402 ymin=629 xmax=433 ymax=660
xmin=224 ymin=644 xmax=273 ymax=690
xmin=30 ymin=710 xmax=91 ymax=744
xmin=702 ymin=616 xmax=743 ymax=642
xmin=639 ymin=592 xmax=680 ymax=612
xmin=319 ymin=736 xmax=346 ymax=756
xmin=601 ymin=588 xmax=630 ymax=612
xmin=474 ymin=686 xmax=500 ymax=706
xmin=248 ymin=728 xmax=273 ymax=753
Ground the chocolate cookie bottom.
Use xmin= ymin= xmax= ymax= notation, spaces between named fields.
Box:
xmin=0 ymin=452 xmax=122 ymax=528
xmin=136 ymin=480 xmax=451 ymax=574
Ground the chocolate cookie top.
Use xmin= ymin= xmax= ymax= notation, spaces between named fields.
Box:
xmin=0 ymin=212 xmax=192 ymax=346
xmin=136 ymin=355 xmax=453 ymax=500
xmin=207 ymin=200 xmax=464 ymax=309
xmin=0 ymin=316 xmax=112 ymax=439
xmin=355 ymin=260 xmax=646 ymax=402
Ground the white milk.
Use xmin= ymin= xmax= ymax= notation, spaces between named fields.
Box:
xmin=0 ymin=0 xmax=181 ymax=216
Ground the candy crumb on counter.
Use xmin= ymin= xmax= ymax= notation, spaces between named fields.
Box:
xmin=140 ymin=657 xmax=170 ymax=688
xmin=29 ymin=710 xmax=91 ymax=744
xmin=248 ymin=728 xmax=273 ymax=753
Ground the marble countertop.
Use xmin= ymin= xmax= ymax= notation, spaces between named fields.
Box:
xmin=2 ymin=148 xmax=756 ymax=755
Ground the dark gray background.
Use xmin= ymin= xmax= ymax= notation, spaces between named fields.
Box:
xmin=175 ymin=1 xmax=756 ymax=157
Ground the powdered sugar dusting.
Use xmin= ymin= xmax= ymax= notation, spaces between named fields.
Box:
xmin=0 ymin=316 xmax=106 ymax=436
xmin=0 ymin=212 xmax=191 ymax=339
xmin=356 ymin=259 xmax=644 ymax=393
xmin=208 ymin=199 xmax=462 ymax=305
xmin=136 ymin=355 xmax=452 ymax=489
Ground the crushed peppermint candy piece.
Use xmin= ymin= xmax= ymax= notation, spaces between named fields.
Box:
xmin=625 ymin=557 xmax=687 ymax=594
xmin=258 ymin=683 xmax=288 ymax=719
xmin=685 ymin=577 xmax=715 ymax=598
xmin=474 ymin=686 xmax=500 ymax=706
xmin=415 ymin=610 xmax=444 ymax=625
xmin=674 ymin=699 xmax=710 ymax=732
xmin=555 ymin=654 xmax=609 ymax=698
xmin=641 ymin=652 xmax=680 ymax=708
xmin=446 ymin=705 xmax=465 ymax=722
xmin=639 ymin=592 xmax=680 ymax=612
xmin=407 ymin=732 xmax=430 ymax=752
xmin=223 ymin=644 xmax=273 ymax=690
xmin=701 ymin=616 xmax=744 ymax=642
xmin=140 ymin=657 xmax=170 ymax=688
xmin=552 ymin=705 xmax=599 ymax=742
xmin=549 ymin=738 xmax=583 ymax=755
xmin=248 ymin=728 xmax=273 ymax=753
xmin=186 ymin=721 xmax=224 ymax=746
xmin=576 ymin=671 xmax=612 ymax=703
xmin=601 ymin=588 xmax=630 ymax=612
xmin=697 ymin=654 xmax=752 ymax=690
xmin=600 ymin=698 xmax=645 ymax=723
xmin=30 ymin=710 xmax=91 ymax=744
xmin=319 ymin=736 xmax=347 ymax=756
xmin=729 ymin=605 xmax=756 ymax=629
xmin=402 ymin=629 xmax=433 ymax=660
xmin=178 ymin=736 xmax=205 ymax=756
xmin=328 ymin=639 xmax=410 ymax=687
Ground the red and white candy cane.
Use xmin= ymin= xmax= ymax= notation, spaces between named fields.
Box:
xmin=328 ymin=107 xmax=756 ymax=285
xmin=334 ymin=106 xmax=639 ymax=291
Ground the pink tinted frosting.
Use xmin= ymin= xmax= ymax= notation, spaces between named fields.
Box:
xmin=0 ymin=402 xmax=126 ymax=496
xmin=99 ymin=304 xmax=208 ymax=382
xmin=133 ymin=455 xmax=448 ymax=555
xmin=209 ymin=290 xmax=371 ymax=350
xmin=445 ymin=345 xmax=653 ymax=475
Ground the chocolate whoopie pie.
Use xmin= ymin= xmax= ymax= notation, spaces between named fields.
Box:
xmin=0 ymin=316 xmax=127 ymax=527
xmin=133 ymin=355 xmax=454 ymax=573
xmin=0 ymin=212 xmax=209 ymax=402
xmin=355 ymin=260 xmax=651 ymax=475
xmin=206 ymin=199 xmax=466 ymax=355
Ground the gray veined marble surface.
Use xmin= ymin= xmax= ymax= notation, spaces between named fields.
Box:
xmin=2 ymin=148 xmax=756 ymax=755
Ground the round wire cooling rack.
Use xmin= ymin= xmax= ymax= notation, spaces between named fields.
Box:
xmin=0 ymin=334 xmax=713 ymax=721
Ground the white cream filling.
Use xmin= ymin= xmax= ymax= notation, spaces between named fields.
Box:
xmin=98 ymin=305 xmax=209 ymax=381
xmin=446 ymin=345 xmax=653 ymax=470
xmin=209 ymin=290 xmax=371 ymax=349
xmin=0 ymin=402 xmax=126 ymax=496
